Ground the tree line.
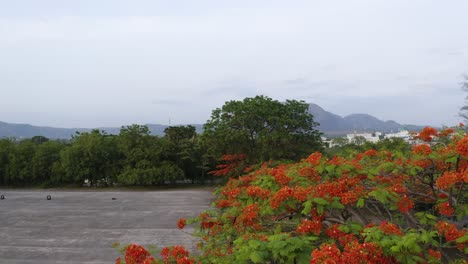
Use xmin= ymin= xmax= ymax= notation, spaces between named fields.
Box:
xmin=0 ymin=124 xmax=212 ymax=187
xmin=0 ymin=96 xmax=324 ymax=187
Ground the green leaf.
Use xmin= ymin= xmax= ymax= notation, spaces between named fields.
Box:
xmin=317 ymin=204 xmax=324 ymax=215
xmin=274 ymin=225 xmax=282 ymax=234
xmin=313 ymin=197 xmax=329 ymax=205
xmin=357 ymin=198 xmax=365 ymax=208
xmin=248 ymin=240 xmax=261 ymax=249
xmin=425 ymin=213 xmax=437 ymax=220
xmin=249 ymin=252 xmax=263 ymax=263
xmin=301 ymin=200 xmax=313 ymax=215
xmin=445 ymin=156 xmax=458 ymax=164
xmin=296 ymin=251 xmax=312 ymax=264
xmin=390 ymin=245 xmax=400 ymax=253
xmin=325 ymin=164 xmax=336 ymax=173
xmin=349 ymin=223 xmax=363 ymax=233
xmin=331 ymin=199 xmax=345 ymax=209
xmin=456 ymin=234 xmax=468 ymax=243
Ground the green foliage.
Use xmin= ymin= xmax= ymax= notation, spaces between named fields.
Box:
xmin=0 ymin=124 xmax=213 ymax=187
xmin=150 ymin=125 xmax=467 ymax=263
xmin=31 ymin=140 xmax=65 ymax=186
xmin=203 ymin=95 xmax=323 ymax=164
xmin=60 ymin=130 xmax=119 ymax=186
xmin=0 ymin=138 xmax=14 ymax=185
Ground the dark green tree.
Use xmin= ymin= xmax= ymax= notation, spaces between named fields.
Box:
xmin=7 ymin=139 xmax=36 ymax=185
xmin=31 ymin=135 xmax=50 ymax=145
xmin=203 ymin=95 xmax=323 ymax=164
xmin=31 ymin=140 xmax=65 ymax=185
xmin=117 ymin=125 xmax=183 ymax=185
xmin=164 ymin=125 xmax=200 ymax=183
xmin=60 ymin=130 xmax=119 ymax=186
xmin=0 ymin=139 xmax=14 ymax=185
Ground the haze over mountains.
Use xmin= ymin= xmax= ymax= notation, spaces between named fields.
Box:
xmin=0 ymin=103 xmax=424 ymax=139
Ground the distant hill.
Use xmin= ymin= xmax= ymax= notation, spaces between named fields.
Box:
xmin=1 ymin=103 xmax=425 ymax=139
xmin=0 ymin=121 xmax=203 ymax=139
xmin=307 ymin=103 xmax=425 ymax=136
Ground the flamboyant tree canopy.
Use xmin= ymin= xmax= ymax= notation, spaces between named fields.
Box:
xmin=116 ymin=126 xmax=468 ymax=264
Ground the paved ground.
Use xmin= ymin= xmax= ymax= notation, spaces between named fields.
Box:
xmin=0 ymin=189 xmax=214 ymax=264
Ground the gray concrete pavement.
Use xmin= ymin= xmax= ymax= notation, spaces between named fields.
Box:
xmin=0 ymin=189 xmax=213 ymax=263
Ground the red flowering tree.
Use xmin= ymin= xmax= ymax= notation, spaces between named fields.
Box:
xmin=116 ymin=126 xmax=467 ymax=263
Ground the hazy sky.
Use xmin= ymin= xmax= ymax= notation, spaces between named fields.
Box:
xmin=1 ymin=0 xmax=467 ymax=128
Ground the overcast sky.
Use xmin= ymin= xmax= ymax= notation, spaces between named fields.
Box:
xmin=1 ymin=0 xmax=467 ymax=128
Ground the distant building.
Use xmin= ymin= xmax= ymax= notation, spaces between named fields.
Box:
xmin=384 ymin=130 xmax=411 ymax=140
xmin=346 ymin=132 xmax=380 ymax=143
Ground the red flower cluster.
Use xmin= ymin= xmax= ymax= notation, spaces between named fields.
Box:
xmin=438 ymin=128 xmax=454 ymax=137
xmin=239 ymin=204 xmax=259 ymax=226
xmin=412 ymin=144 xmax=432 ymax=155
xmin=299 ymin=166 xmax=320 ymax=181
xmin=396 ymin=195 xmax=414 ymax=214
xmin=327 ymin=156 xmax=346 ymax=166
xmin=209 ymin=154 xmax=246 ymax=177
xmin=417 ymin=127 xmax=438 ymax=142
xmin=116 ymin=244 xmax=154 ymax=264
xmin=427 ymin=249 xmax=441 ymax=260
xmin=217 ymin=199 xmax=231 ymax=208
xmin=306 ymin=152 xmax=322 ymax=165
xmin=379 ymin=221 xmax=403 ymax=236
xmin=310 ymin=242 xmax=392 ymax=264
xmin=272 ymin=167 xmax=292 ymax=186
xmin=296 ymin=219 xmax=322 ymax=235
xmin=412 ymin=159 xmax=432 ymax=169
xmin=325 ymin=224 xmax=345 ymax=239
xmin=177 ymin=218 xmax=186 ymax=229
xmin=310 ymin=243 xmax=341 ymax=264
xmin=435 ymin=221 xmax=466 ymax=243
xmin=270 ymin=186 xmax=294 ymax=209
xmin=435 ymin=171 xmax=465 ymax=190
xmin=246 ymin=186 xmax=271 ymax=199
xmin=160 ymin=245 xmax=195 ymax=264
xmin=455 ymin=135 xmax=468 ymax=156
xmin=199 ymin=212 xmax=218 ymax=230
xmin=363 ymin=149 xmax=378 ymax=157
xmin=311 ymin=176 xmax=365 ymax=206
xmin=435 ymin=201 xmax=454 ymax=216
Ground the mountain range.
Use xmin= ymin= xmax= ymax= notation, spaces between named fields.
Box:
xmin=307 ymin=103 xmax=424 ymax=136
xmin=0 ymin=103 xmax=424 ymax=139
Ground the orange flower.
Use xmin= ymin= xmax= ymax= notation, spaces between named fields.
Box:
xmin=396 ymin=195 xmax=414 ymax=214
xmin=296 ymin=219 xmax=322 ymax=235
xmin=435 ymin=171 xmax=459 ymax=190
xmin=428 ymin=249 xmax=441 ymax=260
xmin=438 ymin=128 xmax=454 ymax=137
xmin=306 ymin=152 xmax=322 ymax=165
xmin=455 ymin=135 xmax=468 ymax=157
xmin=379 ymin=221 xmax=403 ymax=236
xmin=310 ymin=243 xmax=342 ymax=264
xmin=417 ymin=127 xmax=438 ymax=142
xmin=217 ymin=199 xmax=231 ymax=208
xmin=412 ymin=144 xmax=432 ymax=155
xmin=124 ymin=244 xmax=152 ymax=264
xmin=177 ymin=218 xmax=187 ymax=229
xmin=246 ymin=186 xmax=271 ymax=199
xmin=435 ymin=221 xmax=466 ymax=242
xmin=436 ymin=202 xmax=454 ymax=216
xmin=363 ymin=149 xmax=378 ymax=157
